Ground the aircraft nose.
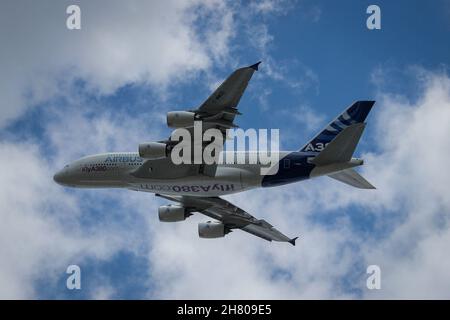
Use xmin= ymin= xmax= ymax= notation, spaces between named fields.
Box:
xmin=53 ymin=171 xmax=62 ymax=184
xmin=53 ymin=170 xmax=67 ymax=185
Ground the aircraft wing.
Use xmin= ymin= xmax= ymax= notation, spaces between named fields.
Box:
xmin=164 ymin=62 xmax=261 ymax=176
xmin=195 ymin=61 xmax=261 ymax=128
xmin=170 ymin=62 xmax=260 ymax=134
xmin=135 ymin=63 xmax=260 ymax=179
xmin=156 ymin=193 xmax=298 ymax=245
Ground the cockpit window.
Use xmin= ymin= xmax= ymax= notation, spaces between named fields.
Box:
xmin=64 ymin=165 xmax=69 ymax=168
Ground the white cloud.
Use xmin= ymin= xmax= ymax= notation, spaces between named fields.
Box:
xmin=247 ymin=23 xmax=274 ymax=52
xmin=359 ymin=70 xmax=450 ymax=298
xmin=0 ymin=0 xmax=318 ymax=129
xmin=0 ymin=0 xmax=307 ymax=299
xmin=144 ymin=69 xmax=450 ymax=299
xmin=249 ymin=0 xmax=293 ymax=16
xmin=2 ymin=66 xmax=450 ymax=299
xmin=293 ymin=104 xmax=326 ymax=133
xmin=146 ymin=189 xmax=358 ymax=299
xmin=0 ymin=141 xmax=142 ymax=299
xmin=90 ymin=285 xmax=116 ymax=300
xmin=0 ymin=0 xmax=237 ymax=127
xmin=44 ymin=101 xmax=166 ymax=168
xmin=2 ymin=0 xmax=450 ymax=300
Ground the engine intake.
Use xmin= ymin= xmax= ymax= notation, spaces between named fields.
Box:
xmin=198 ymin=221 xmax=228 ymax=238
xmin=167 ymin=111 xmax=195 ymax=128
xmin=138 ymin=142 xmax=168 ymax=159
xmin=158 ymin=205 xmax=189 ymax=222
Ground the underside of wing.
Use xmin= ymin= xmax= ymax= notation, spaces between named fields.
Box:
xmin=186 ymin=62 xmax=261 ymax=143
xmin=161 ymin=62 xmax=261 ymax=177
xmin=195 ymin=61 xmax=260 ymax=124
xmin=328 ymin=168 xmax=376 ymax=189
xmin=133 ymin=62 xmax=262 ymax=179
xmin=156 ymin=193 xmax=298 ymax=246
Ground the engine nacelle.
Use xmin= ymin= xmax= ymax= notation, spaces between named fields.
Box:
xmin=167 ymin=111 xmax=195 ymax=128
xmin=198 ymin=221 xmax=226 ymax=238
xmin=158 ymin=205 xmax=188 ymax=222
xmin=138 ymin=142 xmax=168 ymax=159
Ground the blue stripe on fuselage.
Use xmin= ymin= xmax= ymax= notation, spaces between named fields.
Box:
xmin=261 ymin=152 xmax=315 ymax=187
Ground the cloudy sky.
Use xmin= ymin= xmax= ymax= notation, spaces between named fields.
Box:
xmin=1 ymin=0 xmax=450 ymax=299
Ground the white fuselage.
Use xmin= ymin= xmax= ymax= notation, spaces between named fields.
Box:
xmin=53 ymin=151 xmax=362 ymax=196
xmin=53 ymin=152 xmax=281 ymax=197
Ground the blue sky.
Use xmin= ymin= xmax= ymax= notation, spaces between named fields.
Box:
xmin=1 ymin=0 xmax=450 ymax=299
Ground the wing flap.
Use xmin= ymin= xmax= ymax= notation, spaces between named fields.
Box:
xmin=241 ymin=221 xmax=293 ymax=243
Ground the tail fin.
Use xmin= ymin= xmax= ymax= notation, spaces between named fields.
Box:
xmin=311 ymin=123 xmax=365 ymax=165
xmin=300 ymin=101 xmax=375 ymax=153
xmin=305 ymin=101 xmax=376 ymax=189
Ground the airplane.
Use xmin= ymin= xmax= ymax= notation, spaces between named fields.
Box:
xmin=54 ymin=62 xmax=375 ymax=246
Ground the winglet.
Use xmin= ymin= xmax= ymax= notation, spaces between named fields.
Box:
xmin=289 ymin=236 xmax=299 ymax=246
xmin=249 ymin=61 xmax=262 ymax=71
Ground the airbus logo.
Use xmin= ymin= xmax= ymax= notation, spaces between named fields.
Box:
xmin=105 ymin=156 xmax=143 ymax=163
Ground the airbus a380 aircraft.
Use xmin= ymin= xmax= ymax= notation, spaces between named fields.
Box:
xmin=54 ymin=62 xmax=375 ymax=246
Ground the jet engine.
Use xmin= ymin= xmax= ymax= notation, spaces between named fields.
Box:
xmin=167 ymin=111 xmax=195 ymax=128
xmin=198 ymin=221 xmax=228 ymax=238
xmin=158 ymin=205 xmax=190 ymax=222
xmin=138 ymin=142 xmax=168 ymax=159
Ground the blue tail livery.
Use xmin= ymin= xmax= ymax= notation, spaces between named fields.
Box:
xmin=300 ymin=101 xmax=375 ymax=153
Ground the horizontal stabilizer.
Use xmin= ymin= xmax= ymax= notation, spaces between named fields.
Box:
xmin=328 ymin=169 xmax=375 ymax=189
xmin=312 ymin=123 xmax=366 ymax=166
